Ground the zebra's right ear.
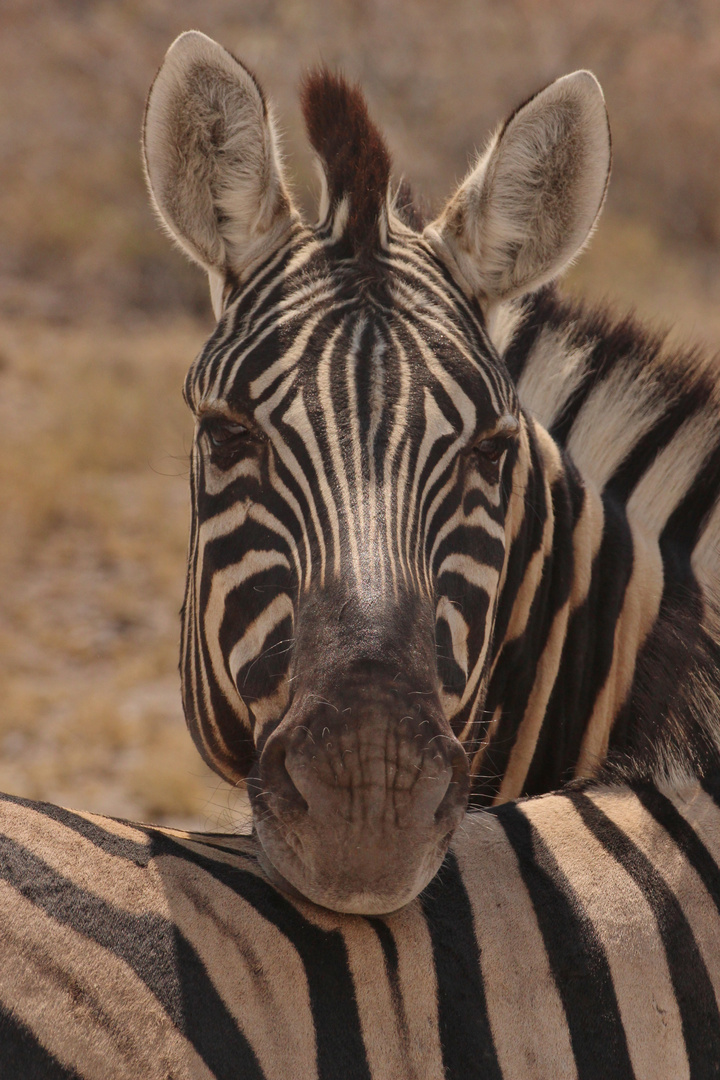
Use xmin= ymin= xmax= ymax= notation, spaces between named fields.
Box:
xmin=143 ymin=31 xmax=297 ymax=315
xmin=425 ymin=71 xmax=611 ymax=305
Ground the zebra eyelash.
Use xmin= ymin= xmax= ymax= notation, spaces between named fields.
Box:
xmin=468 ymin=432 xmax=517 ymax=485
xmin=199 ymin=416 xmax=257 ymax=467
xmin=474 ymin=435 xmax=512 ymax=464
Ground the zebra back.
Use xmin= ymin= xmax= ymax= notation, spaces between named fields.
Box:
xmin=2 ymin=776 xmax=719 ymax=1079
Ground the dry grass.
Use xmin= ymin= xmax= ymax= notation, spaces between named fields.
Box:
xmin=0 ymin=314 xmax=251 ymax=828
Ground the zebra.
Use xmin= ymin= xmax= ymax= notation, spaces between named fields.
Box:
xmin=2 ymin=775 xmax=720 ymax=1079
xmin=142 ymin=31 xmax=720 ymax=914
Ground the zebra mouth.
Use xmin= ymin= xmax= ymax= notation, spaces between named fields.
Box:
xmin=247 ymin=721 xmax=469 ymax=914
xmin=252 ymin=799 xmax=460 ymax=915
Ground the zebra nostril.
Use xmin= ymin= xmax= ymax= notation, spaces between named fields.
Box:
xmin=257 ymin=738 xmax=308 ymax=818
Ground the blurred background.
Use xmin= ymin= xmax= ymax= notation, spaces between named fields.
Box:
xmin=1 ymin=0 xmax=719 ymax=826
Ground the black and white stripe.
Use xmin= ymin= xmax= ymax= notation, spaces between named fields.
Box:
xmin=180 ymin=226 xmax=518 ymax=779
xmin=487 ymin=286 xmax=720 ymax=801
xmin=2 ymin=775 xmax=720 ymax=1078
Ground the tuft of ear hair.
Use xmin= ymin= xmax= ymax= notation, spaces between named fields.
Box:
xmin=300 ymin=69 xmax=392 ymax=253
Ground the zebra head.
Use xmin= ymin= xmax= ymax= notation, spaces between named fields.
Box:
xmin=143 ymin=32 xmax=610 ymax=913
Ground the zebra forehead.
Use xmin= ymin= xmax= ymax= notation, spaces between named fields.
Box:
xmin=188 ymin=291 xmax=517 ymax=427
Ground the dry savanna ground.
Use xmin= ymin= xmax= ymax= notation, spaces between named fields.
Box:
xmin=0 ymin=313 xmax=254 ymax=828
xmin=1 ymin=0 xmax=720 ymax=826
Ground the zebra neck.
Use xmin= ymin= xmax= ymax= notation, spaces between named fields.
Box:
xmin=476 ymin=284 xmax=720 ymax=804
xmin=472 ymin=419 xmax=657 ymax=805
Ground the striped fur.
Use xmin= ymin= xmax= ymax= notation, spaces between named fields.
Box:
xmin=143 ymin=32 xmax=720 ymax=909
xmin=2 ymin=775 xmax=720 ymax=1078
xmin=179 ymin=217 xmax=520 ymax=769
xmin=494 ymin=287 xmax=720 ymax=799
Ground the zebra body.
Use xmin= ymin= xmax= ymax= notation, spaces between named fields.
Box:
xmin=2 ymin=777 xmax=720 ymax=1079
xmin=142 ymin=32 xmax=720 ymax=911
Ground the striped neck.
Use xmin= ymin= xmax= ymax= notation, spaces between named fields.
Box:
xmin=470 ymin=286 xmax=720 ymax=803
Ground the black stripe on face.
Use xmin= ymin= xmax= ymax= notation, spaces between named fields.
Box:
xmin=486 ymin=424 xmax=549 ymax=664
xmin=194 ymin=615 xmax=256 ymax=779
xmin=352 ymin=322 xmax=381 ymax=469
xmin=462 ymin=485 xmax=505 ymax=525
xmin=200 ymin=519 xmax=294 ymax=580
xmin=496 ymin=801 xmax=635 ymax=1080
xmin=432 ymin=526 xmax=505 ymax=581
xmin=0 ymin=1000 xmax=84 ymax=1079
xmin=567 ymin=790 xmax=720 ymax=1075
xmin=217 ymin=561 xmax=293 ymax=650
xmin=234 ymin=612 xmax=293 ymax=704
xmin=419 ymin=851 xmax=503 ymax=1080
xmin=435 ymin=614 xmax=467 ymax=697
xmin=218 ymin=283 xmax=332 ymax=404
xmin=0 ymin=834 xmax=265 ymax=1080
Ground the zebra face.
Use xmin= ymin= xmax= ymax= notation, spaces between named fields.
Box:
xmin=144 ymin=33 xmax=610 ymax=910
xmin=182 ymin=252 xmax=520 ymax=911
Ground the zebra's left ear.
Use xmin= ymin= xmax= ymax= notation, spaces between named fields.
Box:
xmin=425 ymin=71 xmax=611 ymax=304
xmin=143 ymin=31 xmax=297 ymax=317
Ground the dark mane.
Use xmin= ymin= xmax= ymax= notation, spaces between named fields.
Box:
xmin=505 ymin=285 xmax=717 ymax=449
xmin=300 ymin=68 xmax=391 ymax=251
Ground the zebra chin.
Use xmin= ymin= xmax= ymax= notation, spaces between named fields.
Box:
xmin=253 ymin=821 xmax=459 ymax=915
xmin=247 ymin=694 xmax=470 ymax=914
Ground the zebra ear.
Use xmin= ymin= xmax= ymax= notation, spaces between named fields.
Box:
xmin=143 ymin=31 xmax=296 ymax=314
xmin=426 ymin=71 xmax=611 ymax=303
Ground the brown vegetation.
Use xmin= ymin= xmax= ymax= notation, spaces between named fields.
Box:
xmin=0 ymin=0 xmax=719 ymax=823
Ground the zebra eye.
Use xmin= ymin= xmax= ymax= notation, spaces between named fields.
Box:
xmin=475 ymin=437 xmax=508 ymax=465
xmin=202 ymin=417 xmax=249 ymax=461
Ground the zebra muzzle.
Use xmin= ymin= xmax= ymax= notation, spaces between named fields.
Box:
xmin=248 ymin=684 xmax=469 ymax=914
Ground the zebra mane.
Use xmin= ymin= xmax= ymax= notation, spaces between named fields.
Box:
xmin=504 ymin=285 xmax=720 ymax=444
xmin=300 ymin=68 xmax=392 ymax=251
